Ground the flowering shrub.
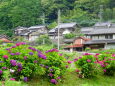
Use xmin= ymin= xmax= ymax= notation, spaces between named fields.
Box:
xmin=42 ymin=49 xmax=69 ymax=84
xmin=97 ymin=54 xmax=115 ymax=76
xmin=0 ymin=42 xmax=46 ymax=81
xmin=74 ymin=53 xmax=97 ymax=78
xmin=0 ymin=42 xmax=69 ymax=85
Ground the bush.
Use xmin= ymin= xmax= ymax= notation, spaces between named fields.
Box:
xmin=74 ymin=53 xmax=97 ymax=78
xmin=0 ymin=42 xmax=69 ymax=84
xmin=64 ymin=33 xmax=76 ymax=39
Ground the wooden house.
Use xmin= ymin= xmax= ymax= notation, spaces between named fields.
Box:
xmin=48 ymin=22 xmax=77 ymax=39
xmin=64 ymin=36 xmax=90 ymax=52
xmin=14 ymin=25 xmax=48 ymax=41
xmin=84 ymin=28 xmax=115 ymax=49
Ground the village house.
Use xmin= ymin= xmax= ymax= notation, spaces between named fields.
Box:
xmin=48 ymin=22 xmax=77 ymax=39
xmin=14 ymin=25 xmax=48 ymax=41
xmin=63 ymin=22 xmax=115 ymax=51
xmin=0 ymin=35 xmax=12 ymax=45
xmin=84 ymin=22 xmax=115 ymax=49
xmin=84 ymin=28 xmax=115 ymax=49
xmin=64 ymin=36 xmax=90 ymax=52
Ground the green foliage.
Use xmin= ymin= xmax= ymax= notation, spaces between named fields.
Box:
xmin=47 ymin=21 xmax=57 ymax=29
xmin=75 ymin=54 xmax=97 ymax=78
xmin=0 ymin=42 xmax=69 ymax=84
xmin=64 ymin=33 xmax=76 ymax=39
xmin=36 ymin=35 xmax=52 ymax=45
xmin=44 ymin=49 xmax=69 ymax=83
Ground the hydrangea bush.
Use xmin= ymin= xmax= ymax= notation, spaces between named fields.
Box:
xmin=74 ymin=53 xmax=97 ymax=78
xmin=0 ymin=42 xmax=69 ymax=85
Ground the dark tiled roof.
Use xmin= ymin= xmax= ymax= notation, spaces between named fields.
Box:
xmin=49 ymin=23 xmax=77 ymax=33
xmin=81 ymin=27 xmax=93 ymax=34
xmin=87 ymin=28 xmax=115 ymax=35
xmin=55 ymin=22 xmax=76 ymax=29
xmin=84 ymin=39 xmax=115 ymax=44
xmin=64 ymin=39 xmax=74 ymax=43
xmin=15 ymin=26 xmax=28 ymax=30
xmin=28 ymin=25 xmax=46 ymax=30
xmin=94 ymin=22 xmax=111 ymax=27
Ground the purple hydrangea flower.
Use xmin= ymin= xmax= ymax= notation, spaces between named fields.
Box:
xmin=0 ymin=70 xmax=3 ymax=75
xmin=12 ymin=46 xmax=16 ymax=48
xmin=48 ymin=73 xmax=53 ymax=77
xmin=28 ymin=47 xmax=32 ymax=49
xmin=23 ymin=77 xmax=28 ymax=82
xmin=2 ymin=67 xmax=7 ymax=69
xmin=18 ymin=68 xmax=23 ymax=72
xmin=10 ymin=53 xmax=15 ymax=56
xmin=15 ymin=52 xmax=20 ymax=55
xmin=31 ymin=48 xmax=37 ymax=51
xmin=50 ymin=79 xmax=57 ymax=84
xmin=57 ymin=76 xmax=61 ymax=79
xmin=45 ymin=66 xmax=49 ymax=68
xmin=17 ymin=63 xmax=22 ymax=68
xmin=29 ymin=52 xmax=33 ymax=55
xmin=49 ymin=69 xmax=53 ymax=72
xmin=38 ymin=53 xmax=47 ymax=59
xmin=10 ymin=60 xmax=17 ymax=66
xmin=46 ymin=49 xmax=59 ymax=53
xmin=34 ymin=60 xmax=38 ymax=63
xmin=6 ymin=48 xmax=10 ymax=50
xmin=39 ymin=64 xmax=44 ymax=67
xmin=0 ymin=61 xmax=4 ymax=63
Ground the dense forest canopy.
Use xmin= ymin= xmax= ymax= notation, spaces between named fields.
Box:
xmin=0 ymin=0 xmax=115 ymax=36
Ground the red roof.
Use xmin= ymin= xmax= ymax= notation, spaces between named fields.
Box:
xmin=0 ymin=38 xmax=12 ymax=43
xmin=77 ymin=36 xmax=91 ymax=41
xmin=65 ymin=44 xmax=83 ymax=48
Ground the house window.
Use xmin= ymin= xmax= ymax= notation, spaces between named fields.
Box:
xmin=105 ymin=34 xmax=113 ymax=39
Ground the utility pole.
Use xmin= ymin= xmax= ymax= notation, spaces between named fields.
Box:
xmin=41 ymin=13 xmax=45 ymax=45
xmin=58 ymin=9 xmax=61 ymax=50
xmin=99 ymin=5 xmax=103 ymax=22
xmin=41 ymin=13 xmax=45 ymax=25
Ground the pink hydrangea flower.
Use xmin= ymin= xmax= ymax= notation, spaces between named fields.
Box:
xmin=87 ymin=59 xmax=91 ymax=62
xmin=67 ymin=61 xmax=73 ymax=64
xmin=10 ymin=78 xmax=15 ymax=81
xmin=103 ymin=69 xmax=106 ymax=72
xmin=3 ymin=55 xmax=8 ymax=59
xmin=66 ymin=65 xmax=69 ymax=68
xmin=75 ymin=69 xmax=80 ymax=72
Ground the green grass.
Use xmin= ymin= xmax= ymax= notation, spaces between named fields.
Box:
xmin=28 ymin=69 xmax=115 ymax=86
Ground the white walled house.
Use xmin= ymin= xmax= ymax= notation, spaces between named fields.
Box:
xmin=14 ymin=25 xmax=48 ymax=41
xmin=84 ymin=28 xmax=115 ymax=49
xmin=48 ymin=22 xmax=77 ymax=40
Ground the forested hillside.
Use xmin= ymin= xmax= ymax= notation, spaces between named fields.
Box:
xmin=0 ymin=0 xmax=115 ymax=36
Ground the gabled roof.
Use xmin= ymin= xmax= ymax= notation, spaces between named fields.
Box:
xmin=49 ymin=22 xmax=77 ymax=33
xmin=49 ymin=28 xmax=56 ymax=33
xmin=28 ymin=25 xmax=47 ymax=30
xmin=75 ymin=36 xmax=91 ymax=41
xmin=84 ymin=39 xmax=115 ymax=44
xmin=15 ymin=26 xmax=28 ymax=30
xmin=81 ymin=27 xmax=93 ymax=34
xmin=94 ymin=22 xmax=111 ymax=27
xmin=55 ymin=22 xmax=77 ymax=29
xmin=87 ymin=28 xmax=115 ymax=35
xmin=64 ymin=39 xmax=74 ymax=43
